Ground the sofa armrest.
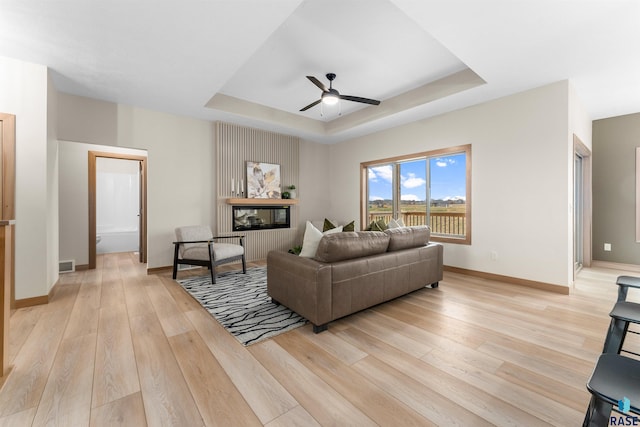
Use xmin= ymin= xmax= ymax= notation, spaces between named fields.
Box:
xmin=267 ymin=250 xmax=332 ymax=327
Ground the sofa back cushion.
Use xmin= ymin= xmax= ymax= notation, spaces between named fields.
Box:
xmin=385 ymin=225 xmax=431 ymax=251
xmin=314 ymin=231 xmax=389 ymax=263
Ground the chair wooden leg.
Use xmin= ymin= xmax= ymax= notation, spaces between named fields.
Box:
xmin=210 ymin=264 xmax=216 ymax=284
xmin=242 ymin=254 xmax=246 ymax=274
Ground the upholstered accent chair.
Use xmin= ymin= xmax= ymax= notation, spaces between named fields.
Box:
xmin=172 ymin=225 xmax=246 ymax=284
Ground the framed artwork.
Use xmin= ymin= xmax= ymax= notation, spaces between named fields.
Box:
xmin=246 ymin=161 xmax=281 ymax=199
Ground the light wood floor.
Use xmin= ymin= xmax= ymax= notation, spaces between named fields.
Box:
xmin=0 ymin=252 xmax=637 ymax=426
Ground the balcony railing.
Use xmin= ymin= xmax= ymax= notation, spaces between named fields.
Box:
xmin=368 ymin=211 xmax=466 ymax=236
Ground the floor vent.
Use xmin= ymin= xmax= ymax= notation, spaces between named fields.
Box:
xmin=59 ymin=260 xmax=75 ymax=273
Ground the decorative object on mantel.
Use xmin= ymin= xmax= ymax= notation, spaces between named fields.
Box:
xmin=177 ymin=267 xmax=306 ymax=345
xmin=230 ymin=177 xmax=244 ymax=198
xmin=282 ymin=191 xmax=290 ymax=199
xmin=246 ymin=161 xmax=281 ymax=199
xmin=287 ymin=185 xmax=297 ymax=199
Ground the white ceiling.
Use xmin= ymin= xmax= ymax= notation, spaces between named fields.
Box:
xmin=1 ymin=0 xmax=639 ymax=143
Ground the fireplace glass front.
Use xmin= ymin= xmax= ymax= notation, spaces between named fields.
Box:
xmin=232 ymin=206 xmax=290 ymax=231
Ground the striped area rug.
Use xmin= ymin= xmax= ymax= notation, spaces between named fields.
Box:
xmin=177 ymin=266 xmax=306 ymax=346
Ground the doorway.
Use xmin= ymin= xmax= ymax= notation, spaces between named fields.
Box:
xmin=88 ymin=151 xmax=147 ymax=269
xmin=573 ymin=135 xmax=592 ymax=277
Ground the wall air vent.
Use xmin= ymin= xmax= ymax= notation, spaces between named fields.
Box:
xmin=59 ymin=260 xmax=75 ymax=273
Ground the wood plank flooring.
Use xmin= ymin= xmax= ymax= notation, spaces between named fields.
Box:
xmin=0 ymin=252 xmax=635 ymax=426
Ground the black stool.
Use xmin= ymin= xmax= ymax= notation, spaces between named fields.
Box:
xmin=601 ymin=275 xmax=640 ymax=355
xmin=616 ymin=275 xmax=640 ymax=302
xmin=583 ymin=353 xmax=640 ymax=426
xmin=602 ymin=301 xmax=640 ymax=354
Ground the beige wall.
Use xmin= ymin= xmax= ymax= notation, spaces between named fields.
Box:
xmin=327 ymin=81 xmax=591 ymax=288
xmin=296 ymin=139 xmax=331 ymax=240
xmin=57 ymin=94 xmax=215 ymax=269
xmin=58 ymin=93 xmax=118 ymax=146
xmin=592 ymin=113 xmax=640 ymax=264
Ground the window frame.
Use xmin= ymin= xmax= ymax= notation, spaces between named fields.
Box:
xmin=360 ymin=144 xmax=472 ymax=245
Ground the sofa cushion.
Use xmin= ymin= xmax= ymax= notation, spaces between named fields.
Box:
xmin=385 ymin=225 xmax=431 ymax=251
xmin=314 ymin=231 xmax=389 ymax=263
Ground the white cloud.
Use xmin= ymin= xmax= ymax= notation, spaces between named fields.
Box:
xmin=435 ymin=158 xmax=456 ymax=167
xmin=401 ymin=194 xmax=420 ymax=201
xmin=370 ymin=165 xmax=393 ymax=182
xmin=402 ymin=172 xmax=426 ymax=189
xmin=369 ymin=195 xmax=384 ymax=201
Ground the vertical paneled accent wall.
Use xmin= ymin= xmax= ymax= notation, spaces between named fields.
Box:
xmin=216 ymin=122 xmax=299 ymax=261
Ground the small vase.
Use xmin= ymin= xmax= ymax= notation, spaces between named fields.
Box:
xmin=289 ymin=190 xmax=297 ymax=199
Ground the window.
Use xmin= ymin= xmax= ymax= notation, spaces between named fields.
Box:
xmin=361 ymin=144 xmax=471 ymax=244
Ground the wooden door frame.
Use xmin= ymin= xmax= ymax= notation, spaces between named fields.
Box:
xmin=0 ymin=114 xmax=15 ymax=310
xmin=88 ymin=151 xmax=147 ymax=269
xmin=0 ymin=113 xmax=15 ymax=379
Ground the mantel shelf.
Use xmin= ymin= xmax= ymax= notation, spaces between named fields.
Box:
xmin=226 ymin=198 xmax=298 ymax=206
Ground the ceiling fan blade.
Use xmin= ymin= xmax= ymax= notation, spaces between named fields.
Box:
xmin=340 ymin=95 xmax=381 ymax=106
xmin=306 ymin=76 xmax=328 ymax=92
xmin=300 ymin=99 xmax=322 ymax=112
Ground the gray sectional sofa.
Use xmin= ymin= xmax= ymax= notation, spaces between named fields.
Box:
xmin=267 ymin=225 xmax=443 ymax=332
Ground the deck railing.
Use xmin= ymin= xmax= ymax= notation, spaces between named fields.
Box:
xmin=368 ymin=211 xmax=466 ymax=236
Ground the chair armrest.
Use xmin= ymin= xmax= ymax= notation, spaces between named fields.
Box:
xmin=211 ymin=235 xmax=245 ymax=240
xmin=212 ymin=235 xmax=244 ymax=243
xmin=173 ymin=239 xmax=213 ymax=245
xmin=212 ymin=235 xmax=245 ymax=247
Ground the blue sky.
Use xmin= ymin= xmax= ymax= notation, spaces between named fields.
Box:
xmin=368 ymin=153 xmax=466 ymax=201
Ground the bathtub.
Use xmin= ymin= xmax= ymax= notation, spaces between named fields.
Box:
xmin=97 ymin=228 xmax=139 ymax=254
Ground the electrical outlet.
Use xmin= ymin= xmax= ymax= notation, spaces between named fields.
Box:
xmin=490 ymin=251 xmax=498 ymax=261
xmin=604 ymin=243 xmax=612 ymax=252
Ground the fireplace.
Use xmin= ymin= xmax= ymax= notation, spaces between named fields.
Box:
xmin=232 ymin=205 xmax=290 ymax=231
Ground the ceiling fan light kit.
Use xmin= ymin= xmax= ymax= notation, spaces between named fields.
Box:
xmin=300 ymin=73 xmax=380 ymax=112
xmin=321 ymin=91 xmax=339 ymax=105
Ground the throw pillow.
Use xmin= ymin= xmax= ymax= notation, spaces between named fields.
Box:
xmin=323 ymin=218 xmax=337 ymax=232
xmin=299 ymin=221 xmax=343 ymax=258
xmin=366 ymin=220 xmax=382 ymax=231
xmin=367 ymin=218 xmax=387 ymax=231
xmin=387 ymin=218 xmax=406 ymax=229
xmin=323 ymin=218 xmax=356 ymax=232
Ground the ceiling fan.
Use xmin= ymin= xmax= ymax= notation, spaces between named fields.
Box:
xmin=300 ymin=73 xmax=381 ymax=112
